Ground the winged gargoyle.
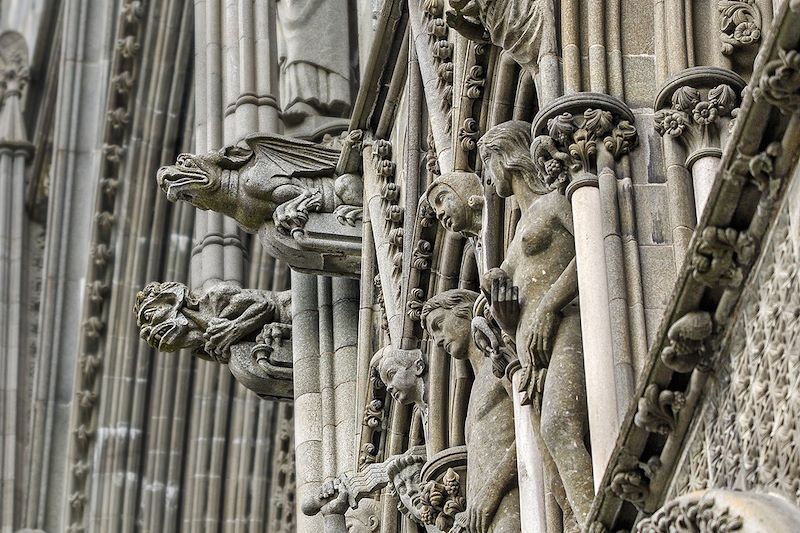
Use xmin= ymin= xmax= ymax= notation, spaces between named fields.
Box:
xmin=157 ymin=133 xmax=364 ymax=235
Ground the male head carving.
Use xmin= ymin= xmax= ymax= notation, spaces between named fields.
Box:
xmin=385 ymin=446 xmax=427 ymax=524
xmin=478 ymin=120 xmax=548 ymax=197
xmin=425 ymin=171 xmax=484 ymax=237
xmin=377 ymin=346 xmax=427 ymax=407
xmin=134 ymin=281 xmax=204 ymax=353
xmin=421 ymin=289 xmax=479 ymax=360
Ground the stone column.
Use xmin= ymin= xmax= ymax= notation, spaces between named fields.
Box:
xmin=654 ymin=67 xmax=746 ymax=237
xmin=291 ymin=271 xmax=324 ymax=532
xmin=531 ymin=93 xmax=639 ymax=488
xmin=0 ymin=31 xmax=33 ymax=533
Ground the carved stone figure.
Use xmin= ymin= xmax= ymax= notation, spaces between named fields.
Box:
xmin=134 ymin=281 xmax=294 ymax=398
xmin=421 ymin=289 xmax=520 ymax=532
xmin=477 ymin=120 xmax=593 ymax=527
xmin=157 ymin=133 xmax=363 ymax=234
xmin=345 ymin=498 xmax=381 ymax=532
xmin=425 ymin=171 xmax=484 ymax=238
xmin=444 ymin=0 xmax=556 ymax=78
xmin=376 ymin=345 xmax=428 ymax=414
xmin=301 ymin=446 xmax=428 ymax=528
xmin=277 ymin=0 xmax=352 ymax=125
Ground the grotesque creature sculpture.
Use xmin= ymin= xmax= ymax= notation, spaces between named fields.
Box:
xmin=156 ymin=133 xmax=363 ymax=235
xmin=134 ymin=281 xmax=294 ymax=398
xmin=477 ymin=120 xmax=593 ymax=528
xmin=425 ymin=171 xmax=484 ymax=238
xmin=421 ymin=289 xmax=521 ymax=532
xmin=445 ymin=0 xmax=557 ymax=81
xmin=135 ymin=281 xmax=291 ymax=361
xmin=376 ymin=345 xmax=428 ymax=415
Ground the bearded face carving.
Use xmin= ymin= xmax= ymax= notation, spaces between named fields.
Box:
xmin=134 ymin=281 xmax=205 ymax=355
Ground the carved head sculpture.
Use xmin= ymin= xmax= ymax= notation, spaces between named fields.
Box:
xmin=377 ymin=346 xmax=427 ymax=407
xmin=425 ymin=171 xmax=484 ymax=237
xmin=385 ymin=446 xmax=428 ymax=524
xmin=134 ymin=281 xmax=205 ymax=354
xmin=156 ymin=134 xmax=340 ymax=232
xmin=157 ymin=145 xmax=252 ymax=209
xmin=345 ymin=498 xmax=381 ymax=533
xmin=477 ymin=120 xmax=549 ymax=197
xmin=421 ymin=289 xmax=479 ymax=360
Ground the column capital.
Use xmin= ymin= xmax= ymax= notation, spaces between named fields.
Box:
xmin=528 ymin=92 xmax=638 ymax=194
xmin=0 ymin=31 xmax=33 ymax=152
xmin=654 ymin=67 xmax=746 ymax=169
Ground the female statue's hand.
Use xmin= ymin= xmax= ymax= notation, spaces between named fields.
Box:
xmin=486 ymin=271 xmax=520 ymax=335
xmin=466 ymin=482 xmax=502 ymax=533
xmin=528 ymin=307 xmax=559 ymax=368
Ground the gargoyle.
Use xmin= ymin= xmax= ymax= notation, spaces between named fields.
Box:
xmin=133 ymin=280 xmax=288 ymax=361
xmin=156 ymin=133 xmax=364 ymax=235
xmin=134 ymin=281 xmax=294 ymax=398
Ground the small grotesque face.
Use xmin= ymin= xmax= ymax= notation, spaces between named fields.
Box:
xmin=391 ymin=463 xmax=425 ymax=524
xmin=135 ymin=282 xmax=203 ymax=352
xmin=424 ymin=307 xmax=471 ymax=359
xmin=481 ymin=149 xmax=513 ymax=198
xmin=428 ymin=182 xmax=468 ymax=233
xmin=379 ymin=348 xmax=425 ymax=406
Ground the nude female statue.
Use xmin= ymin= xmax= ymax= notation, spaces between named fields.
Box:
xmin=421 ymin=290 xmax=520 ymax=533
xmin=478 ymin=120 xmax=593 ymax=527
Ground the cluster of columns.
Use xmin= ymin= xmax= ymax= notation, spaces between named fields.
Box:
xmin=0 ymin=30 xmax=33 ymax=533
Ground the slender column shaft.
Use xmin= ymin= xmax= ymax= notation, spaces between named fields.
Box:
xmin=509 ymin=366 xmax=547 ymax=533
xmin=569 ymin=181 xmax=620 ymax=489
xmin=291 ymin=271 xmax=324 ymax=533
xmin=690 ymin=155 xmax=720 ymax=218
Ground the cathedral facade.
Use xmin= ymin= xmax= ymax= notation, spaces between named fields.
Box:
xmin=1 ymin=0 xmax=799 ymax=532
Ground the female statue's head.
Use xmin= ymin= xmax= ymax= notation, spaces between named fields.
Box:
xmin=477 ymin=120 xmax=549 ymax=197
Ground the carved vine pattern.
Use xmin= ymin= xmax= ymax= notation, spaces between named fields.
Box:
xmin=718 ymin=0 xmax=762 ymax=56
xmin=67 ymin=1 xmax=145 ymax=530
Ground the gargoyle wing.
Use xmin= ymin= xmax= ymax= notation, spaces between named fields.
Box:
xmin=243 ymin=133 xmax=340 ymax=178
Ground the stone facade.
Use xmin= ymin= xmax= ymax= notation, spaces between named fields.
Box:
xmin=1 ymin=1 xmax=800 ymax=533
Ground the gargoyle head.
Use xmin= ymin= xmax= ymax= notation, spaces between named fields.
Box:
xmin=157 ymin=145 xmax=253 ymax=210
xmin=134 ymin=281 xmax=205 ymax=354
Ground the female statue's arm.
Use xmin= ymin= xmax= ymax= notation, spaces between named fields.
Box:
xmin=467 ymin=443 xmax=518 ymax=533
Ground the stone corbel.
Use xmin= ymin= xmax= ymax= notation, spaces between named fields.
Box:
xmin=133 ymin=281 xmax=294 ymax=399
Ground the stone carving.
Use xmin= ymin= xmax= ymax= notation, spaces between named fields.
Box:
xmin=157 ymin=134 xmax=362 ymax=234
xmin=477 ymin=120 xmax=593 ymax=525
xmin=0 ymin=31 xmax=29 ymax=107
xmin=669 ymin=204 xmax=800 ymax=509
xmin=421 ymin=289 xmax=521 ymax=532
xmin=134 ymin=281 xmax=294 ymax=398
xmin=691 ymin=226 xmax=755 ymax=288
xmin=754 ymin=49 xmax=800 ymax=114
xmin=636 ymin=490 xmax=800 ymax=532
xmin=444 ymin=0 xmax=556 ymax=78
xmin=345 ymin=498 xmax=381 ymax=532
xmin=422 ymin=0 xmax=454 ymax=130
xmin=376 ymin=345 xmax=428 ymax=414
xmin=425 ymin=171 xmax=483 ymax=238
xmin=718 ymin=0 xmax=762 ymax=55
xmin=302 ymin=446 xmax=429 ymax=524
xmin=276 ymin=0 xmax=352 ymax=125
xmin=418 ymin=468 xmax=466 ymax=531
xmin=634 ymin=384 xmax=686 ymax=435
xmin=660 ymin=311 xmax=714 ymax=372
xmin=609 ymin=454 xmax=661 ymax=510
